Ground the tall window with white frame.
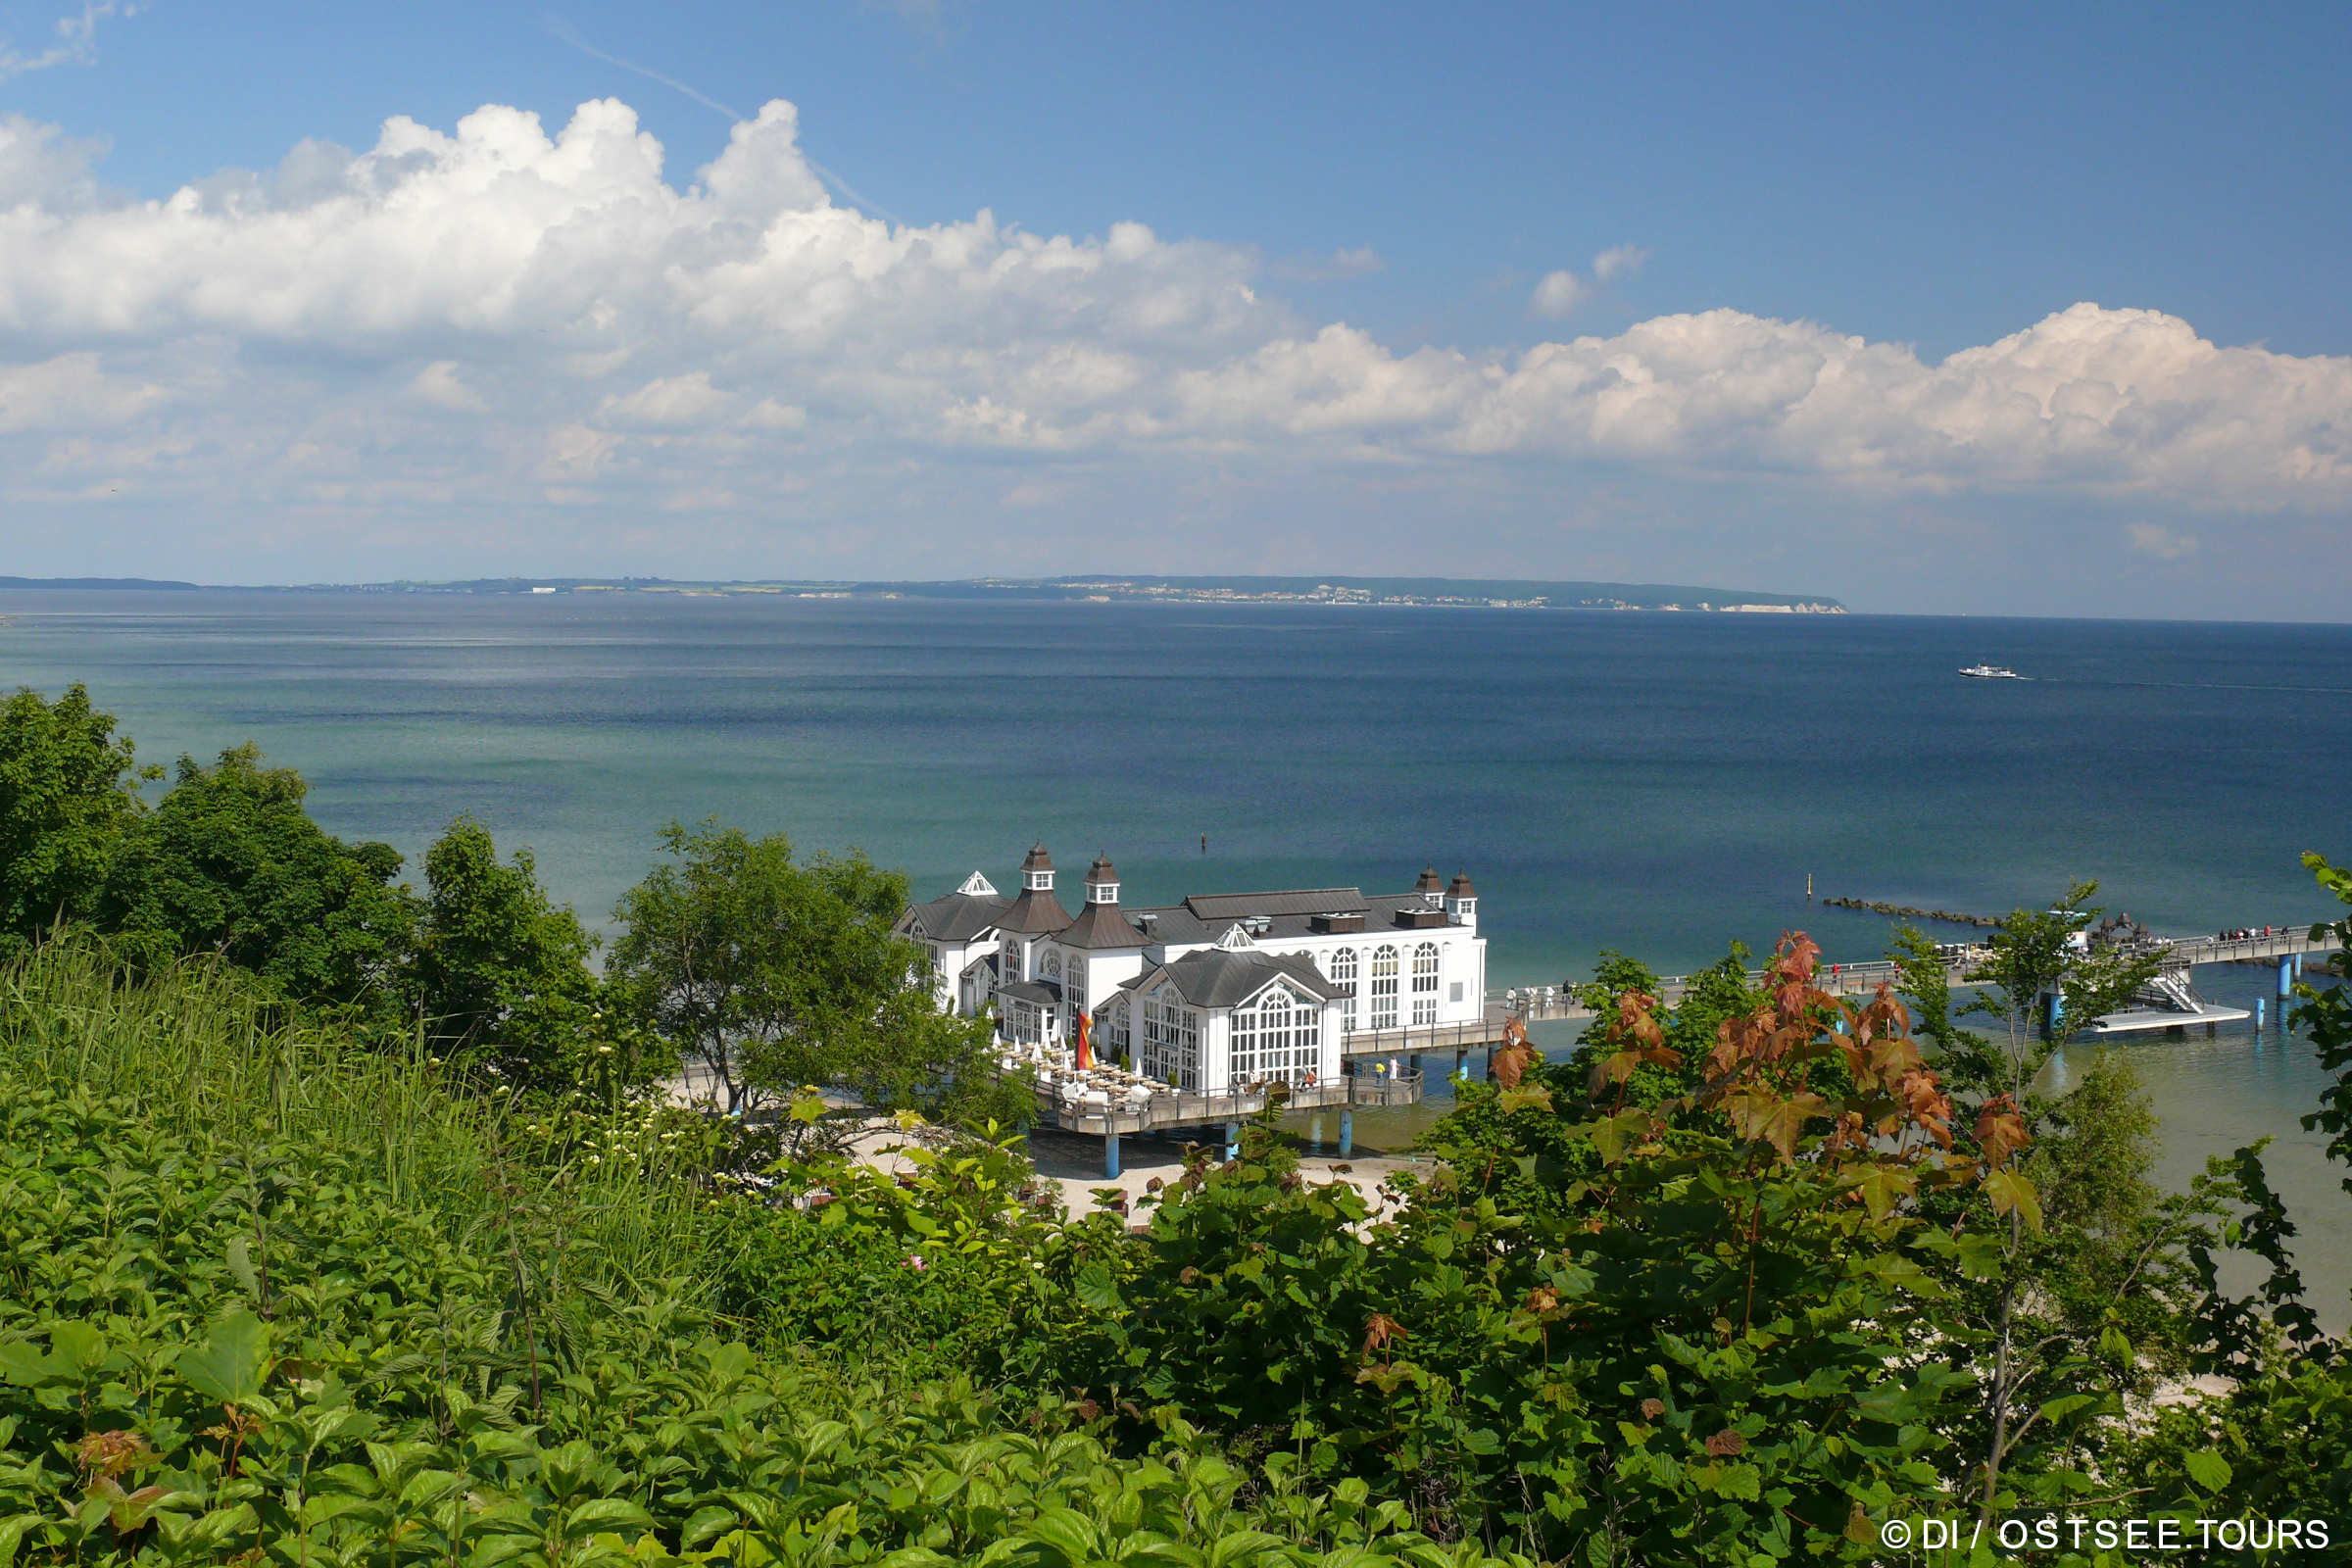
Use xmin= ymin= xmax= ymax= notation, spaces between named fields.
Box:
xmin=1331 ymin=947 xmax=1359 ymax=1035
xmin=1229 ymin=993 xmax=1262 ymax=1085
xmin=1142 ymin=987 xmax=1200 ymax=1091
xmin=1411 ymin=942 xmax=1440 ymax=1026
xmin=1370 ymin=945 xmax=1399 ymax=1029
xmin=1001 ymin=936 xmax=1022 ymax=983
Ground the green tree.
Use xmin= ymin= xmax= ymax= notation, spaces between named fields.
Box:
xmin=96 ymin=743 xmax=417 ymax=1012
xmin=1967 ymin=879 xmax=2160 ymax=1096
xmin=609 ymin=819 xmax=1019 ymax=1123
xmin=414 ymin=815 xmax=610 ymax=1089
xmin=0 ymin=684 xmax=156 ymax=949
xmin=2296 ymin=850 xmax=2352 ymax=1198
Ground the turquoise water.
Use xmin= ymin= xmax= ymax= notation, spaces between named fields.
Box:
xmin=2 ymin=590 xmax=2347 ymax=1320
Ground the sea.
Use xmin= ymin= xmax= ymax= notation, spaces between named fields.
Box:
xmin=3 ymin=589 xmax=2348 ymax=1322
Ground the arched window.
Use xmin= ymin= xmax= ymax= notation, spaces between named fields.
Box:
xmin=1411 ymin=942 xmax=1441 ymax=1026
xmin=1066 ymin=954 xmax=1087 ymax=1011
xmin=1001 ymin=936 xmax=1022 ymax=982
xmin=1369 ymin=945 xmax=1399 ymax=1030
xmin=1042 ymin=951 xmax=1061 ymax=981
xmin=1331 ymin=948 xmax=1359 ymax=1035
xmin=1231 ymin=984 xmax=1321 ymax=1087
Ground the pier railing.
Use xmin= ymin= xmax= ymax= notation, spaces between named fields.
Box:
xmin=1032 ymin=1071 xmax=1424 ymax=1136
xmin=1339 ymin=1018 xmax=1513 ymax=1056
xmin=1490 ymin=923 xmax=2340 ymax=1024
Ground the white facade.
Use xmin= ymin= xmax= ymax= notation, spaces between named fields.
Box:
xmin=897 ymin=848 xmax=1487 ymax=1095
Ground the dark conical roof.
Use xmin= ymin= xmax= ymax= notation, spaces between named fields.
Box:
xmin=1021 ymin=842 xmax=1054 ymax=873
xmin=1414 ymin=865 xmax=1444 ymax=894
xmin=1088 ymin=853 xmax=1118 ymax=885
xmin=1448 ymin=871 xmax=1477 ymax=898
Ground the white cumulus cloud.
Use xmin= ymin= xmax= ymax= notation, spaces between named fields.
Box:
xmin=0 ymin=94 xmax=2345 ymax=571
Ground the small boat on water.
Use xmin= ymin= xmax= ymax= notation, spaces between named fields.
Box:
xmin=1959 ymin=663 xmax=2027 ymax=679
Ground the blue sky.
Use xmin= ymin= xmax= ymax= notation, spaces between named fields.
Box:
xmin=2 ymin=1 xmax=2348 ymax=614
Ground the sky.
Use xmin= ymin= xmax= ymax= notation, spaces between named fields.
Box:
xmin=0 ymin=1 xmax=2347 ymax=616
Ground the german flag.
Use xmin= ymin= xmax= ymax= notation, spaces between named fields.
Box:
xmin=1073 ymin=1006 xmax=1094 ymax=1071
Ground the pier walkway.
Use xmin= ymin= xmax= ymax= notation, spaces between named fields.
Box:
xmin=1493 ymin=923 xmax=2340 ymax=1026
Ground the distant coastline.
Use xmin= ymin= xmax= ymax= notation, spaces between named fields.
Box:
xmin=0 ymin=572 xmax=1846 ymax=614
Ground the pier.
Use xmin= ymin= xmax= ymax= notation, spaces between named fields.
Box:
xmin=1024 ymin=921 xmax=2339 ymax=1177
xmin=1027 ymin=1067 xmax=1423 ymax=1172
xmin=1494 ymin=922 xmax=2340 ymax=1030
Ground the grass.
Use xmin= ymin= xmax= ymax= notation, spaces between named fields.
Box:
xmin=0 ymin=935 xmax=710 ymax=1298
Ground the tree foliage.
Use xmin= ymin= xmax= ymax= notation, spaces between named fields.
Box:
xmin=415 ymin=815 xmax=611 ymax=1088
xmin=96 ymin=744 xmax=417 ymax=1013
xmin=0 ymin=684 xmax=154 ymax=950
xmin=608 ymin=818 xmax=1023 ymax=1125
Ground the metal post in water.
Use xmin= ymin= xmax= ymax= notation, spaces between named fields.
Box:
xmin=1338 ymin=1108 xmax=1353 ymax=1158
xmin=2256 ymin=998 xmax=2267 ymax=1031
xmin=2279 ymin=958 xmax=2294 ymax=1000
xmin=1104 ymin=1132 xmax=1121 ymax=1180
xmin=1309 ymin=1112 xmax=1324 ymax=1152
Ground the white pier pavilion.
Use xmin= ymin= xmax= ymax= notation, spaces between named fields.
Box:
xmin=898 ymin=845 xmax=1493 ymax=1171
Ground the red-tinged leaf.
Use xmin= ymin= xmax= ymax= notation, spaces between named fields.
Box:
xmin=1898 ymin=1068 xmax=1955 ymax=1150
xmin=1590 ymin=1048 xmax=1642 ymax=1091
xmin=1704 ymin=1429 xmax=1746 ymax=1456
xmin=1984 ymin=1166 xmax=2043 ymax=1232
xmin=1722 ymin=1085 xmax=1828 ymax=1161
xmin=1975 ymin=1093 xmax=2031 ymax=1169
xmin=1492 ymin=1036 xmax=1537 ymax=1091
xmin=1775 ymin=932 xmax=1821 ymax=984
xmin=1867 ymin=1033 xmax=1926 ymax=1093
xmin=1362 ymin=1313 xmax=1405 ymax=1358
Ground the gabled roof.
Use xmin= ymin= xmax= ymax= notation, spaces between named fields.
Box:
xmin=1120 ymin=949 xmax=1339 ymax=1011
xmin=901 ymin=889 xmax=1009 ymax=943
xmin=1055 ymin=900 xmax=1151 ymax=950
xmin=998 ymin=979 xmax=1062 ymax=1007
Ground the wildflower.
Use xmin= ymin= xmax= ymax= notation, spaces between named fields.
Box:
xmin=904 ymin=1253 xmax=928 ymax=1271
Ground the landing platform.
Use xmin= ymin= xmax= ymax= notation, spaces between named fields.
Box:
xmin=2085 ymin=1003 xmax=2252 ymax=1037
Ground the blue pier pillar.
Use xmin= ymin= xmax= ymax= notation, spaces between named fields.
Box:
xmin=2256 ymin=998 xmax=2267 ymax=1031
xmin=1104 ymin=1132 xmax=1121 ymax=1180
xmin=1338 ymin=1108 xmax=1353 ymax=1159
xmin=2279 ymin=958 xmax=2294 ymax=1000
xmin=1308 ymin=1112 xmax=1324 ymax=1152
xmin=1224 ymin=1121 xmax=1241 ymax=1162
xmin=2295 ymin=953 xmax=2305 ymax=979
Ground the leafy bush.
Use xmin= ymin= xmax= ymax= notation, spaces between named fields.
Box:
xmin=0 ymin=945 xmax=1530 ymax=1566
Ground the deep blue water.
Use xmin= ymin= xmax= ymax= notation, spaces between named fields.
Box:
xmin=3 ymin=590 xmax=2348 ymax=1318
